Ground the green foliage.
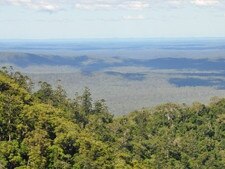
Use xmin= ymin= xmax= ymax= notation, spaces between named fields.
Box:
xmin=1 ymin=69 xmax=225 ymax=168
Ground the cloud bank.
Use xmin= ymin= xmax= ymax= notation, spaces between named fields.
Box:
xmin=0 ymin=0 xmax=223 ymax=12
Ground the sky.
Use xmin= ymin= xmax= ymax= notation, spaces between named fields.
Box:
xmin=0 ymin=0 xmax=225 ymax=39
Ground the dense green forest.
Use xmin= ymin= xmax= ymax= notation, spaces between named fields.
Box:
xmin=0 ymin=67 xmax=225 ymax=169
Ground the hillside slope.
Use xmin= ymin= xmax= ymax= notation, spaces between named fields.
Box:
xmin=0 ymin=69 xmax=225 ymax=168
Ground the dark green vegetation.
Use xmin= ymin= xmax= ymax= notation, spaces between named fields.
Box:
xmin=1 ymin=67 xmax=225 ymax=169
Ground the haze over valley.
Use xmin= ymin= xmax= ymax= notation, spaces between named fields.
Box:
xmin=1 ymin=38 xmax=225 ymax=114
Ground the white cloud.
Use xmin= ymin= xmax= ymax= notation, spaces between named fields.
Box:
xmin=166 ymin=0 xmax=222 ymax=7
xmin=74 ymin=1 xmax=150 ymax=10
xmin=120 ymin=1 xmax=150 ymax=10
xmin=123 ymin=14 xmax=145 ymax=20
xmin=1 ymin=0 xmax=61 ymax=12
xmin=75 ymin=3 xmax=111 ymax=10
xmin=168 ymin=0 xmax=183 ymax=6
xmin=191 ymin=0 xmax=220 ymax=6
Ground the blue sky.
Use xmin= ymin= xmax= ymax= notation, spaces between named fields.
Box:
xmin=0 ymin=0 xmax=225 ymax=39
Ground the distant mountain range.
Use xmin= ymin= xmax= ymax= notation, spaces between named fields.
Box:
xmin=2 ymin=52 xmax=225 ymax=74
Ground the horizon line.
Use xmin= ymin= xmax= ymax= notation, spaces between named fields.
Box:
xmin=0 ymin=37 xmax=225 ymax=41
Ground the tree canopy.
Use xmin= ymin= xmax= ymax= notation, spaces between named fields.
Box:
xmin=0 ymin=68 xmax=225 ymax=168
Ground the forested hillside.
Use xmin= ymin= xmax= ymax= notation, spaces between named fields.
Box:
xmin=0 ymin=67 xmax=225 ymax=169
